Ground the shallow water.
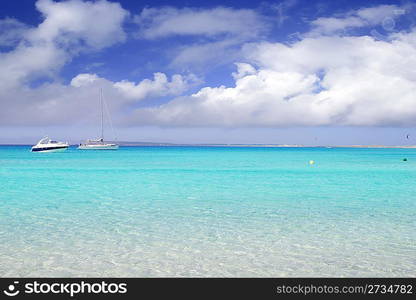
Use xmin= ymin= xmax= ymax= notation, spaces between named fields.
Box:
xmin=0 ymin=146 xmax=415 ymax=277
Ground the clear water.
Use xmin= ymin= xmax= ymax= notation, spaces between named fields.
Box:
xmin=0 ymin=146 xmax=415 ymax=277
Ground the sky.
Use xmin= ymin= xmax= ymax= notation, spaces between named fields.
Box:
xmin=1 ymin=0 xmax=416 ymax=145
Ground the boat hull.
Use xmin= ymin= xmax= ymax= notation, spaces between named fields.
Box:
xmin=31 ymin=146 xmax=69 ymax=152
xmin=78 ymin=144 xmax=119 ymax=150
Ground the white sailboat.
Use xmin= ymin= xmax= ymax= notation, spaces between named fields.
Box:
xmin=78 ymin=89 xmax=119 ymax=150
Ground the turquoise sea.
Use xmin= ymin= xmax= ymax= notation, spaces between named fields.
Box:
xmin=0 ymin=146 xmax=415 ymax=277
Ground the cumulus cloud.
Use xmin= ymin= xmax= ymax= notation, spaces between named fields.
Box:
xmin=70 ymin=73 xmax=100 ymax=87
xmin=114 ymin=73 xmax=199 ymax=100
xmin=0 ymin=0 xmax=128 ymax=89
xmin=33 ymin=0 xmax=128 ymax=49
xmin=0 ymin=70 xmax=198 ymax=126
xmin=129 ymin=25 xmax=416 ymax=127
xmin=70 ymin=72 xmax=199 ymax=101
xmin=0 ymin=0 xmax=132 ymax=135
xmin=0 ymin=82 xmax=110 ymax=126
xmin=232 ymin=63 xmax=257 ymax=80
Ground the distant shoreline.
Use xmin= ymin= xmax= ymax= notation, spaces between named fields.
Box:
xmin=2 ymin=143 xmax=416 ymax=148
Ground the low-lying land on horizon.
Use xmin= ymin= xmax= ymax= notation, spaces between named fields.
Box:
xmin=118 ymin=142 xmax=416 ymax=148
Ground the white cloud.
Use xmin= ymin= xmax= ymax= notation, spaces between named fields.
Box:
xmin=170 ymin=38 xmax=242 ymax=68
xmin=33 ymin=0 xmax=128 ymax=49
xmin=0 ymin=70 xmax=198 ymax=126
xmin=0 ymin=82 xmax=107 ymax=126
xmin=134 ymin=6 xmax=267 ymax=39
xmin=232 ymin=63 xmax=257 ymax=80
xmin=0 ymin=41 xmax=68 ymax=90
xmin=70 ymin=73 xmax=100 ymax=87
xmin=309 ymin=4 xmax=406 ymax=36
xmin=134 ymin=6 xmax=269 ymax=68
xmin=129 ymin=26 xmax=416 ymax=127
xmin=114 ymin=72 xmax=199 ymax=101
xmin=0 ymin=0 xmax=128 ymax=89
xmin=0 ymin=17 xmax=29 ymax=47
xmin=356 ymin=5 xmax=405 ymax=24
xmin=309 ymin=16 xmax=364 ymax=35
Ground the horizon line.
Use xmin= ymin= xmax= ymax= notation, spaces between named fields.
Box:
xmin=1 ymin=142 xmax=416 ymax=149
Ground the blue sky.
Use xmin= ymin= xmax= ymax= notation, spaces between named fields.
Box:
xmin=1 ymin=0 xmax=416 ymax=144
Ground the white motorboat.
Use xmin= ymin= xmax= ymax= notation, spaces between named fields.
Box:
xmin=78 ymin=89 xmax=119 ymax=150
xmin=31 ymin=137 xmax=69 ymax=152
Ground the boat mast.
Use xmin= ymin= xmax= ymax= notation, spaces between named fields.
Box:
xmin=100 ymin=88 xmax=104 ymax=141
